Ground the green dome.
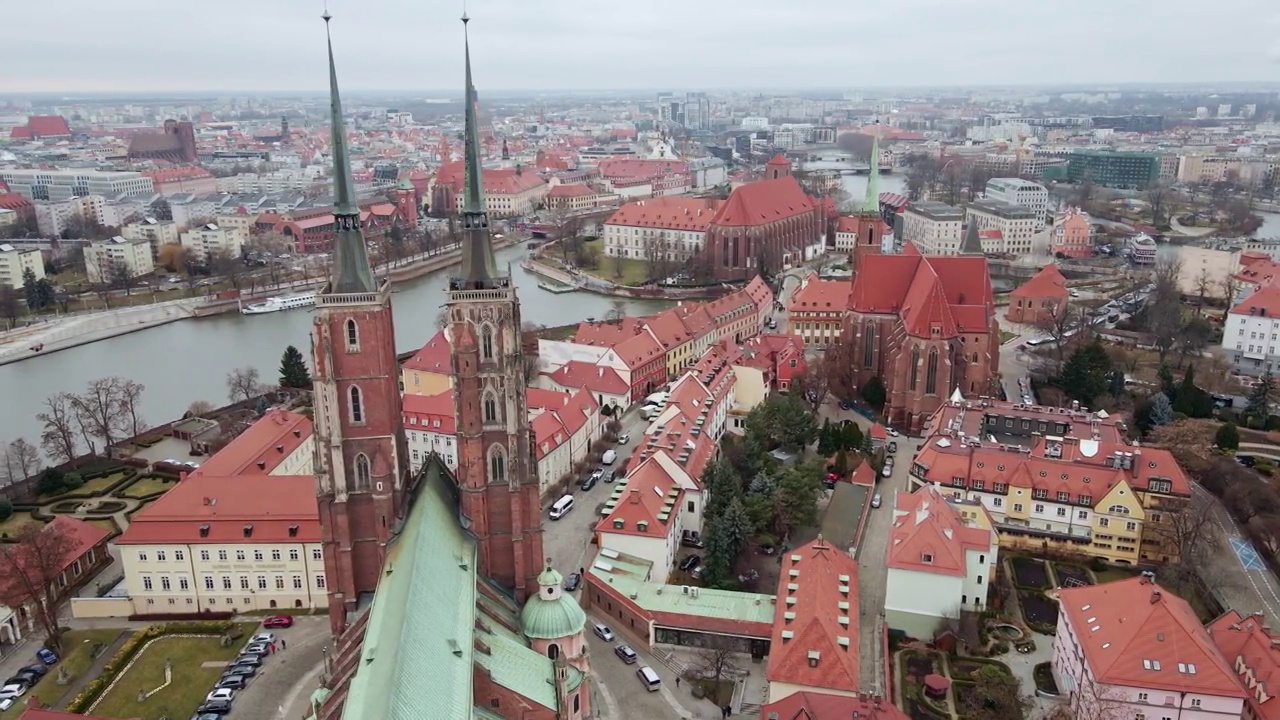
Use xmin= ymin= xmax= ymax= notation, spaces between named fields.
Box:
xmin=521 ymin=574 xmax=587 ymax=641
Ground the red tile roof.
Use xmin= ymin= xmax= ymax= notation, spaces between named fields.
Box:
xmin=1232 ymin=286 xmax=1280 ymax=318
xmin=1010 ymin=264 xmax=1069 ymax=300
xmin=711 ymin=176 xmax=815 ymax=227
xmin=547 ymin=184 xmax=596 ymax=198
xmin=194 ymin=409 xmax=312 ymax=477
xmin=541 ymin=361 xmax=630 ymax=395
xmin=1206 ymin=610 xmax=1280 ymax=719
xmin=117 ymin=474 xmax=320 ymax=545
xmin=12 ymin=115 xmax=71 ymax=139
xmin=0 ymin=193 xmax=34 ymax=211
xmin=1235 ymin=253 xmax=1280 ymax=291
xmin=402 ymin=391 xmax=457 ymax=434
xmin=766 ymin=154 xmax=791 ymax=167
xmin=595 ymin=455 xmax=682 ymax=537
xmin=788 ymin=273 xmax=852 ymax=315
xmin=1059 ymin=577 xmax=1246 ymax=698
xmin=767 ymin=538 xmax=861 ymax=693
xmin=761 ymin=691 xmax=909 ymax=720
xmin=404 ymin=329 xmax=452 ymax=373
xmin=532 ymin=412 xmax=570 ymax=460
xmin=610 ymin=332 xmax=665 ymax=370
xmin=849 ymin=254 xmax=995 ymax=337
xmin=888 ymin=486 xmax=992 ymax=577
xmin=605 ymin=196 xmax=721 ymax=232
xmin=573 ymin=317 xmax=648 ymax=346
xmin=435 ymin=161 xmax=546 ymax=196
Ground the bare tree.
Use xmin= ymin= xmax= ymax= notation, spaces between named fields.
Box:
xmin=72 ymin=378 xmax=128 ymax=453
xmin=1220 ymin=274 xmax=1241 ymax=306
xmin=208 ymin=247 xmax=245 ymax=290
xmin=109 ymin=260 xmax=138 ymax=296
xmin=186 ymin=400 xmax=216 ymax=418
xmin=1193 ymin=267 xmax=1213 ymax=314
xmin=226 ymin=367 xmax=262 ymax=403
xmin=1035 ymin=300 xmax=1082 ymax=368
xmin=0 ymin=522 xmax=82 ymax=651
xmin=1143 ymin=181 xmax=1171 ymax=229
xmin=36 ymin=393 xmax=80 ymax=463
xmin=118 ymin=379 xmax=146 ymax=437
xmin=1145 ymin=255 xmax=1185 ymax=364
xmin=691 ymin=646 xmax=739 ymax=706
xmin=961 ymin=665 xmax=1031 ymax=720
xmin=794 ymin=352 xmax=833 ymax=413
xmin=5 ymin=439 xmax=40 ymax=484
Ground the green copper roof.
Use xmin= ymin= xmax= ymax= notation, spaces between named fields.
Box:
xmin=588 ymin=553 xmax=776 ymax=625
xmin=960 ymin=218 xmax=983 ymax=255
xmin=341 ymin=461 xmax=476 ymax=720
xmin=322 ymin=12 xmax=377 ymax=295
xmin=521 ymin=578 xmax=587 ymax=640
xmin=456 ymin=13 xmax=500 ymax=289
xmin=862 ymin=124 xmax=881 ymax=214
xmin=475 ymin=608 xmax=559 ymax=712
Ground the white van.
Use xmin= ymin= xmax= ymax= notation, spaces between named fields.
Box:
xmin=636 ymin=666 xmax=662 ymax=692
xmin=549 ymin=495 xmax=574 ymax=520
xmin=644 ymin=392 xmax=669 ymax=407
xmin=601 ymin=450 xmax=618 ymax=465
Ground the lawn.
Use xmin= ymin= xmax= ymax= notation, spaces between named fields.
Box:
xmin=0 ymin=511 xmax=43 ymax=538
xmin=1093 ymin=565 xmax=1141 ymax=585
xmin=45 ymin=471 xmax=132 ymax=499
xmin=0 ymin=629 xmax=124 ymax=718
xmin=999 ymin=330 xmax=1018 ymax=344
xmin=119 ymin=475 xmax=177 ymax=499
xmin=90 ymin=632 xmax=247 ymax=720
xmin=1010 ymin=557 xmax=1052 ymax=590
xmin=591 ymin=256 xmax=651 ymax=286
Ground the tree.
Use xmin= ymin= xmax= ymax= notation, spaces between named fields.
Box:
xmin=1149 ymin=392 xmax=1174 ymax=427
xmin=186 ymin=400 xmax=215 ymax=418
xmin=278 ymin=345 xmax=312 ymax=389
xmin=822 ymin=339 xmax=857 ymax=401
xmin=835 ymin=132 xmax=875 ymax=160
xmin=1145 ymin=255 xmax=1184 ymax=363
xmin=773 ymin=462 xmax=822 ymax=537
xmin=1215 ymin=422 xmax=1241 ymax=451
xmin=5 ymin=439 xmax=40 ymax=484
xmin=1172 ymin=365 xmax=1213 ymax=418
xmin=700 ymin=514 xmax=737 ymax=589
xmin=1059 ymin=338 xmax=1113 ymax=406
xmin=1158 ymin=363 xmax=1177 ymax=404
xmin=860 ymin=376 xmax=886 ymax=409
xmin=110 ymin=260 xmax=137 ymax=295
xmin=226 ymin=367 xmax=262 ymax=403
xmin=1036 ymin=300 xmax=1081 ymax=368
xmin=0 ymin=285 xmax=22 ymax=327
xmin=702 ymin=461 xmax=742 ymax=519
xmin=794 ymin=353 xmax=832 ymax=413
xmin=691 ymin=646 xmax=739 ymax=705
xmin=961 ymin=665 xmax=1030 ymax=720
xmin=149 ymin=197 xmax=173 ymax=221
xmin=744 ymin=395 xmax=816 ymax=453
xmin=157 ymin=243 xmax=186 ymax=273
xmin=208 ymin=247 xmax=245 ymax=290
xmin=1245 ymin=372 xmax=1275 ymax=427
xmin=0 ymin=521 xmax=82 ymax=651
xmin=1176 ymin=316 xmax=1214 ymax=369
xmin=1225 ymin=481 xmax=1280 ymax=525
xmin=720 ymin=497 xmax=753 ymax=558
xmin=1144 ymin=181 xmax=1171 ymax=229
xmin=21 ymin=267 xmax=40 ymax=309
xmin=118 ymin=378 xmax=146 ymax=437
xmin=36 ymin=392 xmax=80 ymax=463
xmin=72 ymin=377 xmax=129 ymax=452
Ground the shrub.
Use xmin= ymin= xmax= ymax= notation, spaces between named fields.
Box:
xmin=0 ymin=498 xmax=12 ymax=522
xmin=991 ymin=641 xmax=1011 ymax=655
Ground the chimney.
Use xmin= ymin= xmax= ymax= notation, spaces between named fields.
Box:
xmin=1150 ymin=589 xmax=1162 ymax=604
xmin=630 ymin=489 xmax=641 ymax=505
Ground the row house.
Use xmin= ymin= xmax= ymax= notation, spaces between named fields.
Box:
xmin=729 ymin=333 xmax=807 ymax=419
xmin=194 ymin=408 xmax=314 ymax=478
xmin=544 ymin=184 xmax=617 ymax=213
xmin=528 ymin=389 xmax=602 ymax=495
xmin=536 ymin=361 xmax=631 ymax=411
xmin=402 ymin=391 xmax=458 ymax=472
xmin=706 ymin=277 xmax=773 ymax=344
xmin=787 ymin=272 xmax=853 ymax=348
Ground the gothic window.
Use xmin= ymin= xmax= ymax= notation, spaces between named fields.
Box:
xmin=489 ymin=446 xmax=506 ymax=484
xmin=349 ymin=385 xmax=364 ymax=423
xmin=483 ymin=392 xmax=498 ymax=424
xmin=481 ymin=325 xmax=494 ymax=360
xmin=910 ymin=347 xmax=920 ymax=389
xmin=346 ymin=319 xmax=359 ymax=350
xmin=926 ymin=348 xmax=939 ymax=395
xmin=354 ymin=454 xmax=371 ymax=490
xmin=863 ymin=322 xmax=875 ymax=368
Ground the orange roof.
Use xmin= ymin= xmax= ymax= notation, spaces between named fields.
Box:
xmin=532 ymin=412 xmax=570 ymax=460
xmin=1232 ymin=286 xmax=1280 ymax=318
xmin=1010 ymin=264 xmax=1069 ymax=300
xmin=435 ymin=161 xmax=546 ymax=196
xmin=194 ymin=409 xmax=312 ymax=477
xmin=595 ymin=455 xmax=682 ymax=537
xmin=605 ymin=196 xmax=721 ymax=232
xmin=766 ymin=153 xmax=791 ymax=167
xmin=402 ymin=391 xmax=457 ymax=434
xmin=711 ymin=176 xmax=815 ymax=227
xmin=20 ymin=115 xmax=71 ymax=138
xmin=761 ymin=692 xmax=909 ymax=720
xmin=849 ymin=254 xmax=995 ymax=337
xmin=787 ymin=273 xmax=852 ymax=316
xmin=573 ymin=317 xmax=647 ymax=346
xmin=1207 ymin=610 xmax=1280 ymax=719
xmin=547 ymin=184 xmax=596 ymax=197
xmin=767 ymin=538 xmax=861 ymax=693
xmin=541 ymin=361 xmax=629 ymax=395
xmin=404 ymin=329 xmax=452 ymax=373
xmin=887 ymin=487 xmax=992 ymax=577
xmin=1059 ymin=577 xmax=1246 ymax=698
xmin=610 ymin=332 xmax=664 ymax=369
xmin=1235 ymin=254 xmax=1280 ymax=290
xmin=117 ymin=474 xmax=320 ymax=545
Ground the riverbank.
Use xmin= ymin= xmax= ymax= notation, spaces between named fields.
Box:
xmin=520 ymin=254 xmax=738 ymax=301
xmin=0 ymin=235 xmax=522 ymax=368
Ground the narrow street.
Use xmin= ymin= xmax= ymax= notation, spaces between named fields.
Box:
xmin=1192 ymin=482 xmax=1280 ymax=622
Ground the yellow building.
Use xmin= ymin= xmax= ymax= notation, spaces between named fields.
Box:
xmin=115 ymin=474 xmax=327 ymax=616
xmin=401 ymin=329 xmax=454 ymax=396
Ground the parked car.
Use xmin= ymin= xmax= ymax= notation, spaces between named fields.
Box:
xmin=19 ymin=665 xmax=48 ymax=679
xmin=249 ymin=633 xmax=275 ymax=645
xmin=885 ymin=427 xmax=900 ymax=438
xmin=36 ymin=648 xmax=58 ymax=665
xmin=206 ymin=688 xmax=236 ymax=702
xmin=679 ymin=554 xmax=702 ymax=572
xmin=216 ymin=675 xmax=249 ymax=690
xmin=580 ymin=474 xmax=599 ymax=491
xmin=563 ymin=572 xmax=582 ymax=592
xmin=881 ymin=464 xmax=893 ymax=478
xmin=0 ymin=699 xmax=13 ymax=712
xmin=681 ymin=530 xmax=705 ymax=549
xmin=614 ymin=645 xmax=639 ymax=664
xmin=601 ymin=449 xmax=618 ymax=465
xmin=223 ymin=664 xmax=257 ymax=678
xmin=262 ymin=615 xmax=294 ymax=629
xmin=871 ymin=493 xmax=882 ymax=509
xmin=241 ymin=643 xmax=270 ymax=657
xmin=689 ymin=565 xmax=704 ymax=580
xmin=196 ymin=700 xmax=233 ymax=715
xmin=887 ymin=440 xmax=898 ymax=453
xmin=194 ymin=714 xmax=224 ymax=720
xmin=593 ymin=624 xmax=616 ymax=642
xmin=604 ymin=470 xmax=617 ymax=483
xmin=0 ymin=678 xmax=29 ymax=693
xmin=233 ymin=654 xmax=263 ymax=668
xmin=618 ymin=434 xmax=630 ymax=445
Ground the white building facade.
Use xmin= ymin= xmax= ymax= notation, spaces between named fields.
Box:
xmin=984 ymin=178 xmax=1049 ymax=223
xmin=84 ymin=236 xmax=156 ymax=284
xmin=902 ymin=201 xmax=964 ymax=255
xmin=0 ymin=242 xmax=45 ymax=289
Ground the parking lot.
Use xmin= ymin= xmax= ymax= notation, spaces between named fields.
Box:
xmin=213 ymin=614 xmax=329 ymax=720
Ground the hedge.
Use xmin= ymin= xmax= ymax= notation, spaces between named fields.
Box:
xmin=63 ymin=620 xmax=235 ymax=713
xmin=52 ymin=468 xmax=139 ymax=500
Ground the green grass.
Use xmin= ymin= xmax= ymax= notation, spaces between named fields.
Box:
xmin=119 ymin=475 xmax=177 ymax=499
xmin=43 ymin=471 xmax=132 ymax=499
xmin=90 ymin=630 xmax=250 ymax=720
xmin=1000 ymin=330 xmax=1018 ymax=344
xmin=0 ymin=511 xmax=43 ymax=538
xmin=591 ymin=256 xmax=651 ymax=286
xmin=1092 ymin=565 xmax=1141 ymax=585
xmin=0 ymin=629 xmax=124 ymax=718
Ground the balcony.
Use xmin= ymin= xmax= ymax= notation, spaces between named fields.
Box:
xmin=316 ymin=281 xmax=391 ymax=307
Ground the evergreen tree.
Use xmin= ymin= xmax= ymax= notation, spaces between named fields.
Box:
xmin=702 ymin=461 xmax=741 ymax=519
xmin=33 ymin=277 xmax=55 ymax=310
xmin=1149 ymin=392 xmax=1174 ymax=427
xmin=817 ymin=418 xmax=834 ymax=456
xmin=1215 ymin=422 xmax=1241 ymax=451
xmin=700 ymin=515 xmax=736 ymax=589
xmin=773 ymin=462 xmax=823 ymax=536
xmin=278 ymin=345 xmax=312 ymax=389
xmin=861 ymin=376 xmax=886 ymax=409
xmin=1107 ymin=368 xmax=1127 ymax=398
xmin=833 ymin=449 xmax=850 ymax=476
xmin=21 ymin=267 xmax=39 ymax=309
xmin=1059 ymin=338 xmax=1113 ymax=405
xmin=1158 ymin=363 xmax=1178 ymax=405
xmin=720 ymin=497 xmax=752 ymax=558
xmin=1246 ymin=371 xmax=1275 ymax=427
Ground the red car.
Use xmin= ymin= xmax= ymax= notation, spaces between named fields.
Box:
xmin=262 ymin=615 xmax=294 ymax=629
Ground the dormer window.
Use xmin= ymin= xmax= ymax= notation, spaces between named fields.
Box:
xmin=921 ymin=553 xmax=934 ymax=563
xmin=243 ymin=524 xmax=254 ymax=538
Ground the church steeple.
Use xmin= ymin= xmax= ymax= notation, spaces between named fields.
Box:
xmin=863 ymin=122 xmax=882 ymax=214
xmin=454 ymin=13 xmax=501 ymax=290
xmin=323 ymin=12 xmax=377 ymax=295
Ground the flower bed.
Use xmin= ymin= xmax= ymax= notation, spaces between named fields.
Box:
xmin=1033 ymin=661 xmax=1059 ymax=696
xmin=1018 ymin=589 xmax=1059 ymax=633
xmin=950 ymin=658 xmax=1012 ymax=682
xmin=1052 ymin=562 xmax=1092 ymax=587
xmin=1010 ymin=557 xmax=1052 ymax=590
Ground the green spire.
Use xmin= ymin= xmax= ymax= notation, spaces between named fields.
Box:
xmin=322 ymin=12 xmax=377 ymax=295
xmin=862 ymin=123 xmax=881 ymax=214
xmin=455 ymin=13 xmax=500 ymax=289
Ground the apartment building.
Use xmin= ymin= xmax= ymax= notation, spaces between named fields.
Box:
xmin=965 ymin=199 xmax=1040 ymax=256
xmin=984 ymin=178 xmax=1049 ymax=222
xmin=84 ymin=236 xmax=155 ymax=284
xmin=115 ymin=474 xmax=328 ymax=615
xmin=1052 ymin=208 xmax=1095 ymax=258
xmin=0 ymin=242 xmax=45 ymax=289
xmin=602 ymin=196 xmax=719 ymax=262
xmin=180 ymin=222 xmax=246 ymax=264
xmin=1066 ymin=150 xmax=1160 ymax=189
xmin=121 ymin=217 xmax=179 ymax=258
xmin=0 ymin=169 xmax=154 ymax=201
xmin=402 ymin=390 xmax=458 ymax=473
xmin=1224 ymin=286 xmax=1280 ymax=376
xmin=902 ymin=201 xmax=963 ymax=254
xmin=786 ymin=272 xmax=852 ymax=347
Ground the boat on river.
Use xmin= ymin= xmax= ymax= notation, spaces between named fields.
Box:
xmin=240 ymin=292 xmax=318 ymax=315
xmin=537 ymin=281 xmax=576 ymax=294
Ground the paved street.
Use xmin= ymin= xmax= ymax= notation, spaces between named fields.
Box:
xmin=229 ymin=615 xmax=330 ymax=720
xmin=1193 ymin=482 xmax=1280 ymax=623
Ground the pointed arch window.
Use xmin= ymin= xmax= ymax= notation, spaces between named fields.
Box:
xmin=349 ymin=385 xmax=364 ymax=423
xmin=354 ymin=453 xmax=371 ymax=491
xmin=489 ymin=446 xmax=506 ymax=484
xmin=862 ymin=322 xmax=875 ymax=368
xmin=483 ymin=392 xmax=498 ymax=424
xmin=926 ymin=348 xmax=939 ymax=395
xmin=910 ymin=347 xmax=920 ymax=389
xmin=345 ymin=319 xmax=359 ymax=351
xmin=481 ymin=325 xmax=494 ymax=361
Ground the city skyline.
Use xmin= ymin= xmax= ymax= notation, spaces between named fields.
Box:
xmin=3 ymin=0 xmax=1280 ymax=94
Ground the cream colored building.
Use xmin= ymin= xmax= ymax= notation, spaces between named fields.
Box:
xmin=85 ymin=236 xmax=156 ymax=284
xmin=0 ymin=242 xmax=45 ymax=289
xmin=115 ymin=474 xmax=327 ymax=615
xmin=1176 ymin=245 xmax=1239 ymax=300
xmin=214 ymin=213 xmax=256 ymax=238
xmin=902 ymin=201 xmax=964 ymax=254
xmin=121 ymin=218 xmax=180 ymax=258
xmin=180 ymin=222 xmax=246 ymax=264
xmin=965 ymin=199 xmax=1040 ymax=256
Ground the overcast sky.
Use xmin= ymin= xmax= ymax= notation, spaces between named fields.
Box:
xmin=2 ymin=0 xmax=1279 ymax=94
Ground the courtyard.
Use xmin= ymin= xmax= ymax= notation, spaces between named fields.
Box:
xmin=0 ymin=462 xmax=180 ymax=540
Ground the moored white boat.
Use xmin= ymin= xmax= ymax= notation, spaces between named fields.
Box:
xmin=240 ymin=292 xmax=318 ymax=315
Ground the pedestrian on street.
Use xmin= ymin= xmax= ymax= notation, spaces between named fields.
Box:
xmin=675 ymin=676 xmax=680 ymax=688
xmin=281 ymin=638 xmax=287 ymax=650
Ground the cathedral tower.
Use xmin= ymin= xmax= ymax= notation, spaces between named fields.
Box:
xmin=310 ymin=12 xmax=410 ymax=637
xmin=447 ymin=14 xmax=544 ymax=603
xmin=849 ymin=124 xmax=888 ymax=272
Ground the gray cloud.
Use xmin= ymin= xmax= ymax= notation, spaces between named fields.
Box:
xmin=1 ymin=0 xmax=1278 ymax=92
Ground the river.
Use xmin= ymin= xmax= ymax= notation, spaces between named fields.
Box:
xmin=0 ymin=244 xmax=672 ymax=447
